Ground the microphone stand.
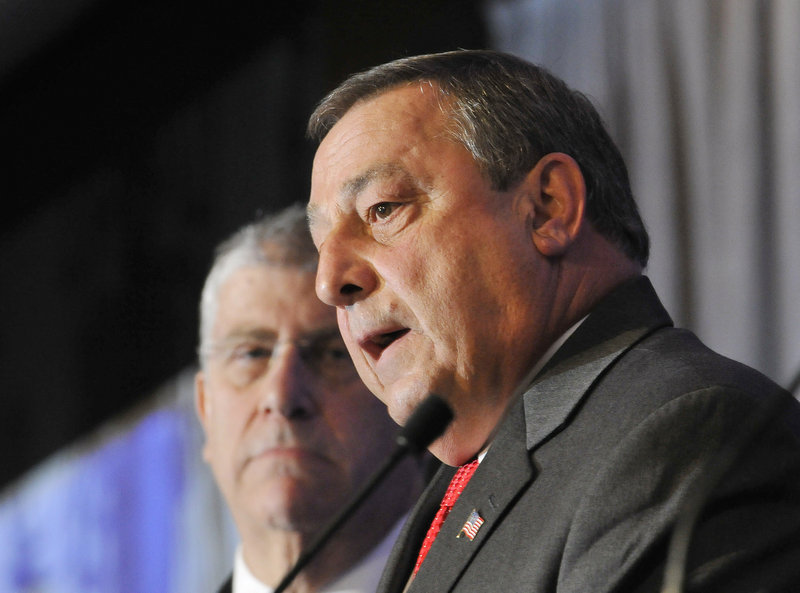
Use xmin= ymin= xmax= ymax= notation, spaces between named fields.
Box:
xmin=273 ymin=446 xmax=408 ymax=593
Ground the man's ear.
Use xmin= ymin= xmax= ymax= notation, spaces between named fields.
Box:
xmin=195 ymin=370 xmax=209 ymax=425
xmin=521 ymin=152 xmax=586 ymax=257
xmin=194 ymin=371 xmax=212 ymax=462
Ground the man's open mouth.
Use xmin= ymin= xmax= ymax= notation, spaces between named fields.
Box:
xmin=363 ymin=328 xmax=410 ymax=358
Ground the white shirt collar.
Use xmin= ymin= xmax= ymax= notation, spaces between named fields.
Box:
xmin=232 ymin=513 xmax=407 ymax=593
xmin=232 ymin=547 xmax=270 ymax=593
xmin=526 ymin=316 xmax=587 ymax=383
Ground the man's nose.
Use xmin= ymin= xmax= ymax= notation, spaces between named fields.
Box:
xmin=258 ymin=348 xmax=318 ymax=420
xmin=315 ymin=230 xmax=378 ymax=307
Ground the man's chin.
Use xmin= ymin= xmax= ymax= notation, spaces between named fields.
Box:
xmin=248 ymin=487 xmax=341 ymax=529
xmin=426 ymin=431 xmax=464 ymax=466
xmin=381 ymin=375 xmax=442 ymax=427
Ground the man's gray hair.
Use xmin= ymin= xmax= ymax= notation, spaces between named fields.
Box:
xmin=197 ymin=203 xmax=317 ymax=366
xmin=307 ymin=49 xmax=649 ymax=267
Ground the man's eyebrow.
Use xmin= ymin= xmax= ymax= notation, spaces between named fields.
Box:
xmin=341 ymin=163 xmax=408 ymax=199
xmin=220 ymin=328 xmax=278 ymax=344
xmin=202 ymin=328 xmax=277 ymax=357
xmin=213 ymin=326 xmax=342 ymax=347
xmin=300 ymin=326 xmax=345 ymax=343
xmin=307 ymin=163 xmax=413 ymax=231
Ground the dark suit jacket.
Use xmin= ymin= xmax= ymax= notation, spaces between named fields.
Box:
xmin=378 ymin=277 xmax=800 ymax=593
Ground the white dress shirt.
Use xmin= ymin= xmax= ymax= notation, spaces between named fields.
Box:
xmin=232 ymin=514 xmax=407 ymax=593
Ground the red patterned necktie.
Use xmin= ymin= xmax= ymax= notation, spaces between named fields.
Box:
xmin=412 ymin=459 xmax=479 ymax=575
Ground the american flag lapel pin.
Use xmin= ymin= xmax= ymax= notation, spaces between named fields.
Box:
xmin=457 ymin=509 xmax=485 ymax=540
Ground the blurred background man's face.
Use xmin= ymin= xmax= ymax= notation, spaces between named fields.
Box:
xmin=196 ymin=264 xmax=400 ymax=533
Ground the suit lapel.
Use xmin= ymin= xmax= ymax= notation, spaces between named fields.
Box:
xmin=524 ymin=276 xmax=673 ymax=450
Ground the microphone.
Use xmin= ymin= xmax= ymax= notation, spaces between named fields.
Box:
xmin=395 ymin=393 xmax=455 ymax=453
xmin=273 ymin=393 xmax=454 ymax=593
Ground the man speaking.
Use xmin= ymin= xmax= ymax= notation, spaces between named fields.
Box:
xmin=306 ymin=49 xmax=800 ymax=592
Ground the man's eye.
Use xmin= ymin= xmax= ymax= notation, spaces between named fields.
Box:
xmin=370 ymin=202 xmax=398 ymax=221
xmin=305 ymin=342 xmax=348 ymax=364
xmin=232 ymin=344 xmax=272 ymax=361
xmin=321 ymin=346 xmax=350 ymax=362
xmin=302 ymin=341 xmax=357 ymax=379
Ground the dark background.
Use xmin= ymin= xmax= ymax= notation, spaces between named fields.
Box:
xmin=0 ymin=0 xmax=487 ymax=489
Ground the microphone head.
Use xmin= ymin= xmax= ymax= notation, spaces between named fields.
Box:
xmin=395 ymin=394 xmax=454 ymax=454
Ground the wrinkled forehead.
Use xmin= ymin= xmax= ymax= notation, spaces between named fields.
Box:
xmin=313 ymin=83 xmax=449 ymax=168
xmin=307 ymin=85 xmax=450 ymax=234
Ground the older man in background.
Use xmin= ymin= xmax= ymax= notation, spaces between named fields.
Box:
xmin=194 ymin=204 xmax=426 ymax=593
